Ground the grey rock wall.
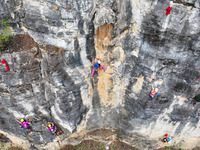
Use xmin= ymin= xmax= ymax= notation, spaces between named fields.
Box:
xmin=0 ymin=0 xmax=200 ymax=149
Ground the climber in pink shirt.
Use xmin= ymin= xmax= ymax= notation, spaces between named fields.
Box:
xmin=15 ymin=118 xmax=32 ymax=133
xmin=42 ymin=122 xmax=57 ymax=135
xmin=1 ymin=59 xmax=9 ymax=71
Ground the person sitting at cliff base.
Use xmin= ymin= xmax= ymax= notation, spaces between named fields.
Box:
xmin=91 ymin=56 xmax=105 ymax=76
xmin=42 ymin=122 xmax=57 ymax=135
xmin=162 ymin=134 xmax=171 ymax=143
xmin=15 ymin=118 xmax=31 ymax=133
xmin=149 ymin=84 xmax=160 ymax=102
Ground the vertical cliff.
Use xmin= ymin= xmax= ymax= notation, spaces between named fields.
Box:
xmin=0 ymin=0 xmax=199 ymax=149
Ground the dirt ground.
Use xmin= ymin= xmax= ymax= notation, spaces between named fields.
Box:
xmin=87 ymin=129 xmax=116 ymax=138
xmin=59 ymin=140 xmax=139 ymax=150
xmin=7 ymin=34 xmax=63 ymax=57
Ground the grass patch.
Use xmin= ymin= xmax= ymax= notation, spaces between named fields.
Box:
xmin=164 ymin=147 xmax=184 ymax=150
xmin=0 ymin=142 xmax=24 ymax=150
xmin=116 ymin=129 xmax=122 ymax=140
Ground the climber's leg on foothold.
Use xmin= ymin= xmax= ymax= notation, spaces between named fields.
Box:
xmin=91 ymin=68 xmax=96 ymax=76
xmin=100 ymin=65 xmax=105 ymax=71
xmin=155 ymin=93 xmax=160 ymax=97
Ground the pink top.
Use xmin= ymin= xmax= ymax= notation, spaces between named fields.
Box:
xmin=21 ymin=122 xmax=29 ymax=128
xmin=48 ymin=126 xmax=56 ymax=132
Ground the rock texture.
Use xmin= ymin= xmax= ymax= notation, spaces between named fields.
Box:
xmin=0 ymin=0 xmax=200 ymax=149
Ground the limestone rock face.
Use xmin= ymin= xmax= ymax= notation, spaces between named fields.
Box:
xmin=0 ymin=0 xmax=200 ymax=149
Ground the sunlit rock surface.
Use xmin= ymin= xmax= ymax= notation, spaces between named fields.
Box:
xmin=0 ymin=0 xmax=200 ymax=149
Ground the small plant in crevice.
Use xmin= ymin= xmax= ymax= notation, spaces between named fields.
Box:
xmin=61 ymin=18 xmax=67 ymax=20
xmin=116 ymin=129 xmax=122 ymax=140
xmin=0 ymin=19 xmax=12 ymax=53
xmin=55 ymin=46 xmax=60 ymax=51
xmin=0 ymin=142 xmax=4 ymax=148
xmin=194 ymin=94 xmax=200 ymax=102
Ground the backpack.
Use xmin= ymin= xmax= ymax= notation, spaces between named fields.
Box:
xmin=94 ymin=63 xmax=100 ymax=69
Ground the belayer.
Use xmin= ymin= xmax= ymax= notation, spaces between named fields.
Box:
xmin=91 ymin=57 xmax=105 ymax=76
xmin=15 ymin=118 xmax=32 ymax=133
xmin=42 ymin=122 xmax=57 ymax=135
xmin=149 ymin=84 xmax=160 ymax=102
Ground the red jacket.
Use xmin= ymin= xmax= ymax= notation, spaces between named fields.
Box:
xmin=150 ymin=89 xmax=156 ymax=97
xmin=166 ymin=6 xmax=172 ymax=15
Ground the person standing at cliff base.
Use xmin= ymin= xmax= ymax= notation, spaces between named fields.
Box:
xmin=42 ymin=122 xmax=57 ymax=135
xmin=15 ymin=118 xmax=32 ymax=133
xmin=91 ymin=57 xmax=105 ymax=76
xmin=149 ymin=84 xmax=160 ymax=102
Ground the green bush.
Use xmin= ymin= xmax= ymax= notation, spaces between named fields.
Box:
xmin=194 ymin=94 xmax=200 ymax=102
xmin=164 ymin=147 xmax=185 ymax=150
xmin=0 ymin=19 xmax=12 ymax=52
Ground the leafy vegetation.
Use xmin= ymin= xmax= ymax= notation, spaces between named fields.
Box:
xmin=164 ymin=147 xmax=185 ymax=150
xmin=0 ymin=19 xmax=12 ymax=53
xmin=116 ymin=129 xmax=122 ymax=140
xmin=194 ymin=94 xmax=200 ymax=102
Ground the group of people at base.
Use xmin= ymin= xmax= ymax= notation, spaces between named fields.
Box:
xmin=15 ymin=118 xmax=57 ymax=135
xmin=161 ymin=134 xmax=172 ymax=143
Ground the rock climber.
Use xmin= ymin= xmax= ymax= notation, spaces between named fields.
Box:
xmin=15 ymin=118 xmax=31 ymax=132
xmin=1 ymin=59 xmax=9 ymax=71
xmin=162 ymin=137 xmax=168 ymax=142
xmin=167 ymin=137 xmax=172 ymax=143
xmin=42 ymin=122 xmax=57 ymax=135
xmin=91 ymin=57 xmax=105 ymax=76
xmin=166 ymin=6 xmax=172 ymax=15
xmin=149 ymin=84 xmax=160 ymax=102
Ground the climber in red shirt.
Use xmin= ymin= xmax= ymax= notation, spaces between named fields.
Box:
xmin=166 ymin=6 xmax=172 ymax=15
xmin=1 ymin=59 xmax=9 ymax=71
xmin=149 ymin=84 xmax=160 ymax=102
